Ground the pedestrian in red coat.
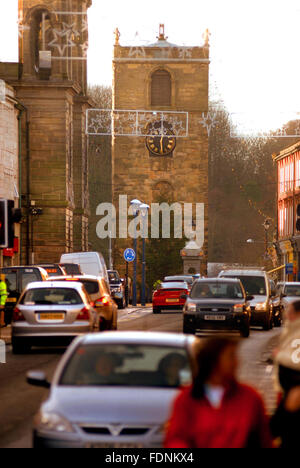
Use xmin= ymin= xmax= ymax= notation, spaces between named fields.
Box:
xmin=165 ymin=337 xmax=273 ymax=449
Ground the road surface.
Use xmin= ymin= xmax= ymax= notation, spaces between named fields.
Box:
xmin=0 ymin=307 xmax=281 ymax=448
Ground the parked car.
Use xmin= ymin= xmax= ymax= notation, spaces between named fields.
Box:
xmin=163 ymin=275 xmax=194 ymax=291
xmin=47 ymin=275 xmax=118 ymax=331
xmin=152 ymin=282 xmax=189 ymax=314
xmin=108 ymin=270 xmax=126 ymax=309
xmin=0 ymin=266 xmax=48 ymax=325
xmin=183 ymin=278 xmax=252 ymax=338
xmin=37 ymin=264 xmax=67 ymax=277
xmin=280 ymin=282 xmax=300 ymax=309
xmin=60 ymin=252 xmax=109 ymax=283
xmin=59 ymin=263 xmax=82 ymax=276
xmin=12 ymin=281 xmax=95 ymax=354
xmin=27 ymin=331 xmax=199 ymax=448
xmin=219 ymin=269 xmax=273 ymax=330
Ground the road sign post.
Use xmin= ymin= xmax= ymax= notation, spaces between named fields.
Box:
xmin=124 ymin=249 xmax=136 ymax=307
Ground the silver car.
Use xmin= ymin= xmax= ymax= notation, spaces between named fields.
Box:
xmin=281 ymin=282 xmax=300 ymax=309
xmin=27 ymin=331 xmax=199 ymax=448
xmin=12 ymin=282 xmax=95 ymax=354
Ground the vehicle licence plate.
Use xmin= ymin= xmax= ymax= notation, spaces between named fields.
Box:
xmin=166 ymin=299 xmax=179 ymax=303
xmin=38 ymin=313 xmax=65 ymax=321
xmin=204 ymin=315 xmax=226 ymax=321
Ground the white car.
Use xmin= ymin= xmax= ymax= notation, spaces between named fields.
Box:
xmin=27 ymin=332 xmax=199 ymax=448
xmin=12 ymin=282 xmax=96 ymax=354
xmin=281 ymin=282 xmax=300 ymax=309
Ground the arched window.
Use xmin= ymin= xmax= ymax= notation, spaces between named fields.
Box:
xmin=29 ymin=9 xmax=52 ymax=73
xmin=151 ymin=70 xmax=171 ymax=107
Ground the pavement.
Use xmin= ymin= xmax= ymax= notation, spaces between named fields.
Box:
xmin=0 ymin=325 xmax=11 ymax=345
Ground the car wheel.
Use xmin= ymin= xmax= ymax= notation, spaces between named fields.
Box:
xmin=117 ymin=298 xmax=125 ymax=310
xmin=240 ymin=326 xmax=250 ymax=338
xmin=274 ymin=314 xmax=282 ymax=328
xmin=99 ymin=318 xmax=110 ymax=332
xmin=262 ymin=313 xmax=271 ymax=331
xmin=12 ymin=338 xmax=31 ymax=355
xmin=153 ymin=307 xmax=161 ymax=314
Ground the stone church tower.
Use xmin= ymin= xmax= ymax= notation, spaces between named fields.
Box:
xmin=15 ymin=0 xmax=92 ymax=263
xmin=112 ymin=26 xmax=209 ymax=275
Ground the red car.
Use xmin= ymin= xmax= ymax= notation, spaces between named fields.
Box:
xmin=153 ymin=282 xmax=189 ymax=314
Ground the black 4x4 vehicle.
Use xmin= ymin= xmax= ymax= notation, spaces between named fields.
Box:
xmin=108 ymin=270 xmax=126 ymax=309
xmin=0 ymin=266 xmax=48 ymax=325
xmin=183 ymin=278 xmax=253 ymax=338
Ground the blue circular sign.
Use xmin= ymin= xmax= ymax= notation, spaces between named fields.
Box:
xmin=124 ymin=248 xmax=136 ymax=263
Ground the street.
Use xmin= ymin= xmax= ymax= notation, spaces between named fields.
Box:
xmin=0 ymin=308 xmax=281 ymax=448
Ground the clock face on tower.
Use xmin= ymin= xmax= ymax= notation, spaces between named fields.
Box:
xmin=146 ymin=120 xmax=176 ymax=156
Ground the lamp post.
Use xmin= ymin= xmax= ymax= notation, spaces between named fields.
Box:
xmin=140 ymin=204 xmax=150 ymax=307
xmin=130 ymin=199 xmax=142 ymax=307
xmin=263 ymin=219 xmax=271 ymax=258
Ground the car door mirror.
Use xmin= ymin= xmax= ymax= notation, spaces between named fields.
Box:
xmin=246 ymin=295 xmax=254 ymax=301
xmin=27 ymin=371 xmax=50 ymax=389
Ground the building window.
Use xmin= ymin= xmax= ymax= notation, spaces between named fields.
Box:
xmin=151 ymin=70 xmax=171 ymax=107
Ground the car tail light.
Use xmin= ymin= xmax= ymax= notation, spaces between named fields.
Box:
xmin=77 ymin=307 xmax=90 ymax=321
xmin=13 ymin=307 xmax=25 ymax=322
xmin=95 ymin=296 xmax=110 ymax=307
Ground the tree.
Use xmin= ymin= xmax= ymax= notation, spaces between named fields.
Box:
xmin=87 ymin=84 xmax=112 ymax=263
xmin=88 ymin=84 xmax=112 ymax=109
xmin=208 ymin=101 xmax=299 ymax=267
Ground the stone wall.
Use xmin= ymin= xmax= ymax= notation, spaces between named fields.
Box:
xmin=0 ymin=82 xmax=20 ymax=266
xmin=112 ymin=41 xmax=209 ymax=277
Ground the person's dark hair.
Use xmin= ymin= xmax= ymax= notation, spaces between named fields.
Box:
xmin=291 ymin=300 xmax=300 ymax=314
xmin=191 ymin=337 xmax=239 ymax=400
xmin=158 ymin=353 xmax=187 ymax=374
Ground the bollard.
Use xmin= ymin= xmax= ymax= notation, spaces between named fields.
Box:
xmin=0 ymin=339 xmax=6 ymax=364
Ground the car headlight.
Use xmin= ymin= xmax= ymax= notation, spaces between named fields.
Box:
xmin=34 ymin=412 xmax=75 ymax=434
xmin=255 ymin=302 xmax=268 ymax=311
xmin=185 ymin=303 xmax=197 ymax=314
xmin=233 ymin=304 xmax=244 ymax=313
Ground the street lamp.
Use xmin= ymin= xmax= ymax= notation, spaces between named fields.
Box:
xmin=130 ymin=199 xmax=142 ymax=307
xmin=263 ymin=218 xmax=272 ymax=258
xmin=140 ymin=203 xmax=150 ymax=307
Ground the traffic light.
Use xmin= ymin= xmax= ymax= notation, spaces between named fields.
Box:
xmin=7 ymin=201 xmax=22 ymax=249
xmin=0 ymin=200 xmax=22 ymax=249
xmin=0 ymin=199 xmax=8 ymax=248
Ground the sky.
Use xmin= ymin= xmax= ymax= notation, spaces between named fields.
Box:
xmin=0 ymin=0 xmax=300 ymax=133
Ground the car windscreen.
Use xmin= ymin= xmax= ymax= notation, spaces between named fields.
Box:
xmin=284 ymin=285 xmax=300 ymax=297
xmin=165 ymin=277 xmax=193 ymax=285
xmin=20 ymin=270 xmax=42 ymax=290
xmin=160 ymin=282 xmax=188 ymax=290
xmin=61 ymin=264 xmax=82 ymax=275
xmin=108 ymin=271 xmax=120 ymax=284
xmin=224 ymin=276 xmax=266 ymax=296
xmin=60 ymin=344 xmax=191 ymax=388
xmin=2 ymin=272 xmax=17 ymax=295
xmin=190 ymin=282 xmax=244 ymax=300
xmin=80 ymin=280 xmax=100 ymax=295
xmin=21 ymin=288 xmax=83 ymax=306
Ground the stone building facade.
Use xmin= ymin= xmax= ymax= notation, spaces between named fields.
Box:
xmin=112 ymin=27 xmax=209 ymax=275
xmin=0 ymin=81 xmax=20 ymax=266
xmin=0 ymin=0 xmax=92 ymax=264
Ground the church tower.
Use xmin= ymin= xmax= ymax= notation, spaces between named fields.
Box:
xmin=112 ymin=26 xmax=210 ymax=275
xmin=15 ymin=0 xmax=92 ymax=263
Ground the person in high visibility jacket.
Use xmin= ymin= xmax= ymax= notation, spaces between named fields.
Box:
xmin=0 ymin=273 xmax=8 ymax=327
